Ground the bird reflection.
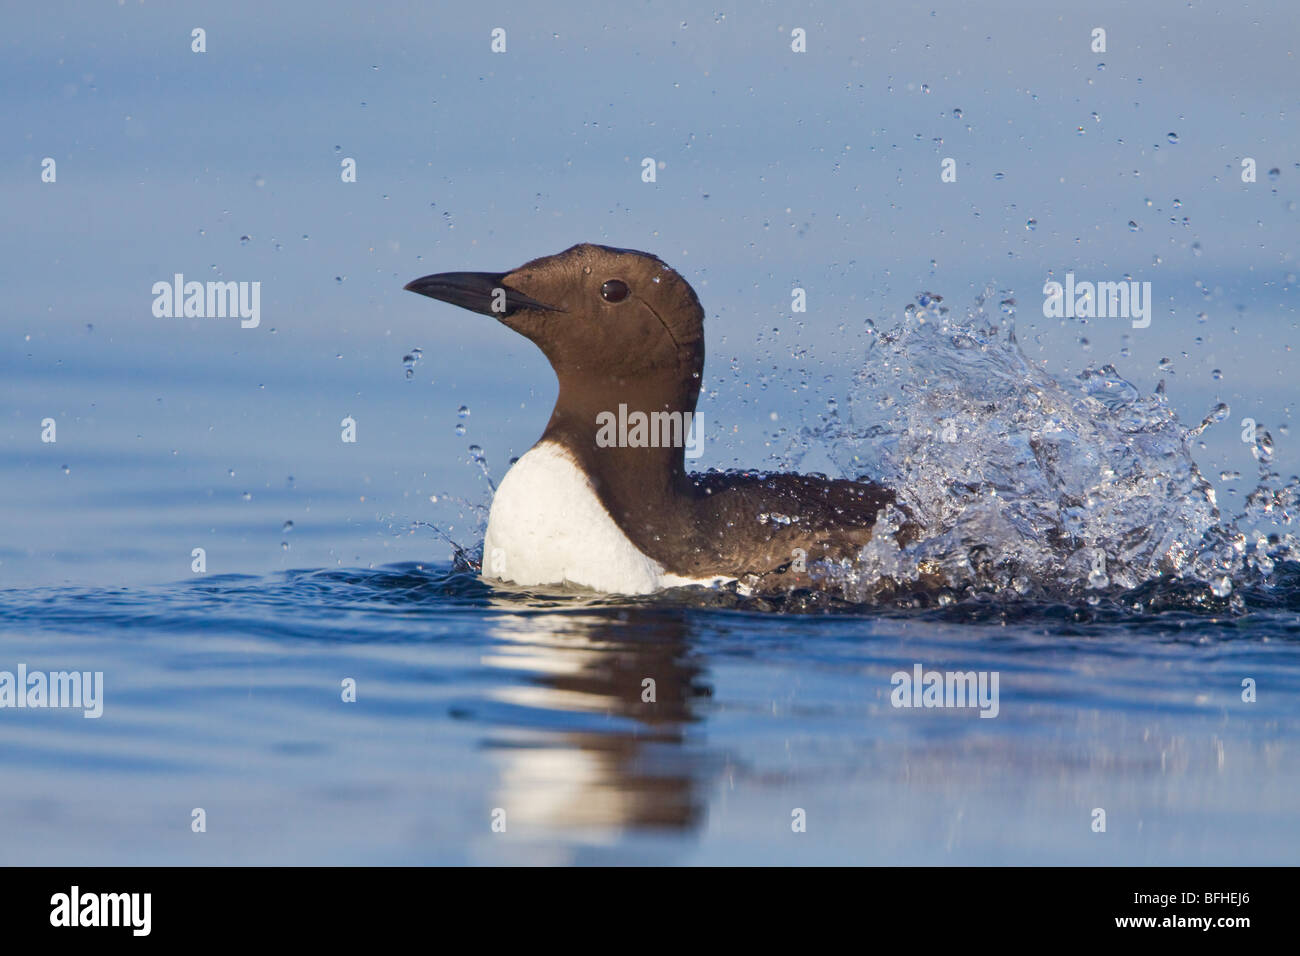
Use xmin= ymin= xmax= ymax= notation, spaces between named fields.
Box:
xmin=479 ymin=605 xmax=714 ymax=837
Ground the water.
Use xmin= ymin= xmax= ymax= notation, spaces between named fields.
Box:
xmin=0 ymin=563 xmax=1294 ymax=865
xmin=3 ymin=299 xmax=1298 ymax=865
xmin=779 ymin=292 xmax=1299 ymax=606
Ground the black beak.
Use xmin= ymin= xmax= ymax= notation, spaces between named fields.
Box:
xmin=403 ymin=271 xmax=562 ymax=317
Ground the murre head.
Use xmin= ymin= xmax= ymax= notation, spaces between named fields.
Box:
xmin=404 ymin=244 xmax=706 ymax=410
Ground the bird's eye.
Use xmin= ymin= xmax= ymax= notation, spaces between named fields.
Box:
xmin=600 ymin=279 xmax=630 ymax=303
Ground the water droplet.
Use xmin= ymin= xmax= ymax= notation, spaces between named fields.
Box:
xmin=1254 ymin=430 xmax=1274 ymax=463
xmin=951 ymin=107 xmax=963 ymax=119
xmin=455 ymin=423 xmax=466 ymax=436
xmin=1128 ymin=220 xmax=1139 ymax=232
xmin=1269 ymin=167 xmax=1281 ymax=181
xmin=1211 ymin=368 xmax=1222 ymax=380
xmin=402 ymin=348 xmax=423 ymax=379
xmin=282 ymin=520 xmax=294 ymax=533
xmin=61 ymin=464 xmax=70 ymax=475
xmin=239 ymin=235 xmax=251 ymax=245
xmin=1166 ymin=132 xmax=1179 ymax=144
xmin=1210 ymin=576 xmax=1232 ymax=597
xmin=457 ymin=405 xmax=470 ymax=418
xmin=1025 ymin=218 xmax=1037 ymax=231
xmin=993 ymin=172 xmax=1005 ymax=181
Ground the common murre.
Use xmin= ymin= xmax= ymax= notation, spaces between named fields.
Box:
xmin=405 ymin=244 xmax=900 ymax=595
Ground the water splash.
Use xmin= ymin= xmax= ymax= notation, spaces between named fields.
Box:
xmin=402 ymin=348 xmax=423 ymax=380
xmin=783 ymin=288 xmax=1298 ymax=608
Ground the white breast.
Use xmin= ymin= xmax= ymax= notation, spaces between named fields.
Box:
xmin=481 ymin=441 xmax=726 ymax=594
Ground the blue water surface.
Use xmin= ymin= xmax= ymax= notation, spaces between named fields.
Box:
xmin=1 ymin=562 xmax=1297 ymax=865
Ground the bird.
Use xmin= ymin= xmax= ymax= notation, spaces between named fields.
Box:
xmin=405 ymin=243 xmax=901 ymax=595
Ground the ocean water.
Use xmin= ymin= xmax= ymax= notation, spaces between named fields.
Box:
xmin=0 ymin=563 xmax=1296 ymax=866
xmin=3 ymin=297 xmax=1298 ymax=865
xmin=3 ymin=1 xmax=1299 ymax=865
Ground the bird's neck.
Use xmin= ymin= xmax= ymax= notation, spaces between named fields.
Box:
xmin=541 ymin=376 xmax=698 ymax=504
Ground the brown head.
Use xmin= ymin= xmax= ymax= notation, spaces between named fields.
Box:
xmin=404 ymin=244 xmax=706 ymax=420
